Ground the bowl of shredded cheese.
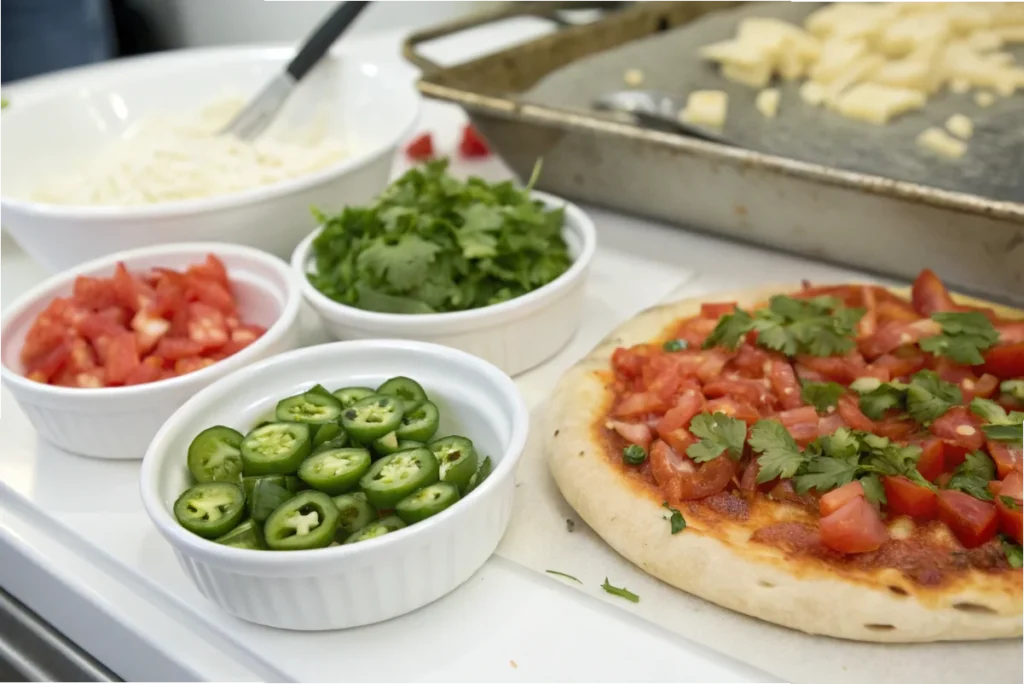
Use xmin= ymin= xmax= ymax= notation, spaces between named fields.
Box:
xmin=0 ymin=45 xmax=420 ymax=272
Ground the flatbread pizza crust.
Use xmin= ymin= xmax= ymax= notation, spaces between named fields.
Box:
xmin=547 ymin=284 xmax=1024 ymax=643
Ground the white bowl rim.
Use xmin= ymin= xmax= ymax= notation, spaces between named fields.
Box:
xmin=291 ymin=190 xmax=598 ymax=329
xmin=0 ymin=241 xmax=302 ymax=400
xmin=139 ymin=338 xmax=530 ymax=567
xmin=0 ymin=46 xmax=420 ymax=220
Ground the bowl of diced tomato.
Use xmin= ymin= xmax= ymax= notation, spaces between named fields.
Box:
xmin=0 ymin=243 xmax=302 ymax=459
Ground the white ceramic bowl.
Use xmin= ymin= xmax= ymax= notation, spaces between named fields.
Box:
xmin=291 ymin=191 xmax=597 ymax=376
xmin=0 ymin=46 xmax=420 ymax=273
xmin=139 ymin=339 xmax=528 ymax=630
xmin=0 ymin=243 xmax=302 ymax=459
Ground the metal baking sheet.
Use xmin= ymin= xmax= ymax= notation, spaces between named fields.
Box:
xmin=524 ymin=1 xmax=1024 ymax=204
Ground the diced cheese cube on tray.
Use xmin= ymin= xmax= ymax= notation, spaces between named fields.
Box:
xmin=945 ymin=113 xmax=974 ymax=139
xmin=917 ymin=127 xmax=967 ymax=159
xmin=755 ymin=88 xmax=781 ymax=118
xmin=835 ymin=83 xmax=925 ymax=124
xmin=680 ymin=90 xmax=728 ymax=128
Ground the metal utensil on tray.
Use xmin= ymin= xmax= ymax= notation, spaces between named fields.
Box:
xmin=221 ymin=1 xmax=369 ymax=141
xmin=593 ymin=89 xmax=731 ymax=145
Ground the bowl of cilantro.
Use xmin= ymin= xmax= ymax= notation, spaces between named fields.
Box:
xmin=291 ymin=159 xmax=596 ymax=376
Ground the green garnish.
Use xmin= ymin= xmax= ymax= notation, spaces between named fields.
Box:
xmin=919 ymin=312 xmax=999 ymax=366
xmin=546 ymin=570 xmax=582 ymax=584
xmin=749 ymin=420 xmax=809 ymax=483
xmin=855 ymin=371 xmax=959 ymax=423
xmin=704 ymin=295 xmax=863 ymax=358
xmin=662 ymin=501 xmax=686 ymax=534
xmin=860 ymin=472 xmax=886 ymax=506
xmin=623 ymin=444 xmax=647 ymax=465
xmin=801 ymin=381 xmax=845 ymax=414
xmin=970 ymin=398 xmax=1024 ymax=443
xmin=945 ymin=450 xmax=997 ymax=501
xmin=307 ymin=159 xmax=571 ymax=314
xmin=858 ymin=381 xmax=907 ymax=420
xmin=1001 ymin=380 xmax=1024 ymax=402
xmin=686 ymin=412 xmax=747 ymax=463
xmin=1001 ymin=535 xmax=1022 ymax=569
xmin=1000 ymin=496 xmax=1021 ymax=511
xmin=1 ymin=97 xmax=8 ymax=110
xmin=601 ymin=578 xmax=640 ymax=603
xmin=662 ymin=339 xmax=688 ymax=352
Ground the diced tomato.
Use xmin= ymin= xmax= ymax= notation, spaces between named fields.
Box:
xmin=700 ymin=302 xmax=737 ymax=318
xmin=612 ymin=347 xmax=647 ymax=379
xmin=795 ymin=352 xmax=867 ymax=384
xmin=1000 ymin=471 xmax=1024 ymax=500
xmin=705 ymin=397 xmax=761 ymax=425
xmin=614 ymin=391 xmax=667 ymax=418
xmin=72 ymin=276 xmax=119 ymax=310
xmin=857 ymin=285 xmax=878 ymax=338
xmin=981 ymin=342 xmax=1024 ymax=380
xmin=186 ymin=302 xmax=229 ymax=351
xmin=731 ymin=344 xmax=771 ymax=377
xmin=768 ymin=359 xmax=803 ymax=410
xmin=67 ymin=337 xmax=97 ymax=374
xmin=103 ymin=332 xmax=140 ymax=385
xmin=649 ymin=439 xmax=736 ymax=501
xmin=174 ymin=356 xmax=215 ymax=376
xmin=674 ymin=317 xmax=719 ymax=347
xmin=75 ymin=309 xmax=124 ymax=344
xmin=695 ymin=349 xmax=731 ymax=383
xmin=660 ymin=427 xmax=695 ymax=455
xmin=185 ymin=274 xmax=235 ymax=315
xmin=996 ymin=322 xmax=1024 ymax=345
xmin=916 ymin=438 xmax=946 ymax=481
xmin=820 ymin=480 xmax=865 ymax=516
xmin=819 ymin=496 xmax=889 ymax=554
xmin=936 ymin=490 xmax=998 ymax=548
xmin=929 ymin=406 xmax=985 ymax=451
xmin=152 ymin=337 xmax=204 ymax=361
xmin=131 ymin=310 xmax=170 ymax=354
xmin=837 ymin=394 xmax=878 ymax=432
xmin=649 ymin=440 xmax=690 ymax=501
xmin=960 ymin=373 xmax=1000 ymax=402
xmin=703 ymin=378 xmax=773 ymax=407
xmin=883 ymin=476 xmax=937 ymax=520
xmin=911 ymin=268 xmax=957 ymax=316
xmin=876 ymin=417 xmax=918 ymax=440
xmin=996 ymin=494 xmax=1023 ymax=545
xmin=122 ymin=359 xmax=164 ymax=386
xmin=24 ymin=341 xmax=71 ymax=383
xmin=817 ymin=412 xmax=847 ymax=437
xmin=656 ymin=392 xmax=704 ymax=436
xmin=112 ymin=262 xmax=154 ymax=313
xmin=872 ymin=351 xmax=928 ymax=379
xmin=73 ymin=369 xmax=106 ymax=388
xmin=943 ymin=441 xmax=971 ymax=470
xmin=405 ymin=132 xmax=434 ymax=161
xmin=607 ymin=420 xmax=652 ymax=449
xmin=859 ymin=319 xmax=941 ymax=359
xmin=876 ymin=298 xmax=921 ymax=323
xmin=458 ymin=124 xmax=489 ymax=158
xmin=988 ymin=440 xmax=1023 ymax=479
xmin=778 ymin=405 xmax=820 ymax=444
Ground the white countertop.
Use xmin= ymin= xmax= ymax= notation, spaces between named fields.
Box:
xmin=0 ymin=20 xmax=891 ymax=683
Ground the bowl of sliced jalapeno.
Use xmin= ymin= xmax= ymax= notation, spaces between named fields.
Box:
xmin=141 ymin=339 xmax=528 ymax=630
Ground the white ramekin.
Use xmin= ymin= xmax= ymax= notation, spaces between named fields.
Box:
xmin=0 ymin=243 xmax=302 ymax=459
xmin=139 ymin=339 xmax=529 ymax=630
xmin=290 ymin=191 xmax=597 ymax=377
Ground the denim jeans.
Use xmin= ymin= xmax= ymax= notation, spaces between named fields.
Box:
xmin=1 ymin=0 xmax=116 ymax=83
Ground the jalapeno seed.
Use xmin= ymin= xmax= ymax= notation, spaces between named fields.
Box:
xmin=341 ymin=395 xmax=403 ymax=443
xmin=187 ymin=426 xmax=245 ymax=484
xmin=298 ymin=447 xmax=372 ymax=495
xmin=359 ymin=447 xmax=440 ymax=510
xmin=174 ymin=482 xmax=246 ymax=539
xmin=241 ymin=422 xmax=311 ymax=476
xmin=395 ymin=482 xmax=461 ymax=524
xmin=343 ymin=516 xmax=407 ymax=544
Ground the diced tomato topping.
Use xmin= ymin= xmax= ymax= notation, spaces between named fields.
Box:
xmin=817 ymin=412 xmax=847 ymax=437
xmin=24 ymin=341 xmax=72 ymax=383
xmin=1000 ymin=471 xmax=1024 ymax=500
xmin=871 ymin=351 xmax=927 ymax=379
xmin=996 ymin=322 xmax=1024 ymax=345
xmin=768 ymin=359 xmax=803 ymax=410
xmin=458 ymin=125 xmax=489 ymax=158
xmin=981 ymin=342 xmax=1024 ymax=380
xmin=837 ymin=394 xmax=877 ymax=432
xmin=122 ymin=360 xmax=163 ymax=386
xmin=607 ymin=420 xmax=652 ymax=449
xmin=819 ymin=496 xmax=889 ymax=554
xmin=731 ymin=344 xmax=771 ymax=377
xmin=875 ymin=417 xmax=918 ymax=441
xmin=795 ymin=352 xmax=867 ymax=384
xmin=405 ymin=132 xmax=434 ymax=161
xmin=860 ymin=319 xmax=941 ymax=359
xmin=185 ymin=275 xmax=235 ymax=315
xmin=612 ymin=347 xmax=646 ymax=379
xmin=883 ymin=476 xmax=937 ymax=520
xmin=996 ymin=494 xmax=1023 ymax=545
xmin=929 ymin=407 xmax=985 ymax=451
xmin=857 ymin=285 xmax=878 ymax=338
xmin=915 ymin=438 xmax=946 ymax=482
xmin=696 ymin=349 xmax=731 ymax=383
xmin=936 ymin=490 xmax=998 ymax=548
xmin=72 ymin=276 xmax=119 ymax=310
xmin=700 ymin=302 xmax=737 ymax=318
xmin=614 ymin=391 xmax=667 ymax=418
xmin=778 ymin=405 xmax=820 ymax=444
xmin=112 ymin=262 xmax=154 ymax=313
xmin=819 ymin=481 xmax=865 ymax=516
xmin=152 ymin=337 xmax=204 ymax=361
xmin=703 ymin=378 xmax=773 ymax=408
xmin=705 ymin=397 xmax=761 ymax=425
xmin=942 ymin=441 xmax=971 ymax=470
xmin=656 ymin=392 xmax=704 ymax=436
xmin=186 ymin=302 xmax=229 ymax=351
xmin=103 ymin=332 xmax=140 ymax=385
xmin=131 ymin=309 xmax=170 ymax=354
xmin=987 ymin=440 xmax=1023 ymax=479
xmin=174 ymin=356 xmax=215 ymax=376
xmin=911 ymin=268 xmax=957 ymax=316
xmin=960 ymin=373 xmax=1000 ymax=402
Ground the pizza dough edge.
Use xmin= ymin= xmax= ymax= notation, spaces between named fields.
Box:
xmin=546 ymin=285 xmax=1024 ymax=643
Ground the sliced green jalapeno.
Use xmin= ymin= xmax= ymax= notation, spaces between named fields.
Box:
xmin=395 ymin=401 xmax=440 ymax=443
xmin=312 ymin=422 xmax=346 ymax=450
xmin=371 ymin=431 xmax=401 ymax=457
xmin=341 ymin=395 xmax=403 ymax=442
xmin=464 ymin=455 xmax=493 ymax=496
xmin=307 ymin=384 xmax=335 ymax=400
xmin=430 ymin=436 xmax=479 ymax=494
xmin=187 ymin=426 xmax=245 ymax=484
xmin=332 ymin=386 xmax=375 ymax=408
xmin=276 ymin=387 xmax=345 ymax=426
xmin=264 ymin=491 xmax=340 ymax=551
xmin=241 ymin=422 xmax=311 ymax=475
xmin=344 ymin=515 xmax=406 ymax=544
xmin=331 ymin=492 xmax=377 ymax=540
xmin=242 ymin=474 xmax=301 ymax=500
xmin=359 ymin=447 xmax=439 ymax=510
xmin=215 ymin=520 xmax=265 ymax=550
xmin=395 ymin=482 xmax=460 ymax=524
xmin=249 ymin=479 xmax=294 ymax=524
xmin=174 ymin=482 xmax=246 ymax=539
xmin=377 ymin=376 xmax=428 ymax=412
xmin=298 ymin=447 xmax=372 ymax=495
xmin=397 ymin=439 xmax=425 ymax=450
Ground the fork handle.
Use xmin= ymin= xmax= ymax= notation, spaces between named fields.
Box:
xmin=286 ymin=1 xmax=370 ymax=81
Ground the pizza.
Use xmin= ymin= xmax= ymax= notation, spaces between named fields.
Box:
xmin=547 ymin=269 xmax=1023 ymax=642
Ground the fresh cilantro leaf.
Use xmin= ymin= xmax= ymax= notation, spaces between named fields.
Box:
xmin=793 ymin=455 xmax=862 ymax=493
xmin=357 ymin=235 xmax=441 ymax=291
xmin=686 ymin=413 xmax=747 ymax=463
xmin=749 ymin=420 xmax=808 ymax=482
xmin=919 ymin=312 xmax=999 ymax=365
xmin=905 ymin=370 xmax=961 ymax=423
xmin=820 ymin=427 xmax=860 ymax=461
xmin=662 ymin=501 xmax=686 ymax=534
xmin=1002 ymin=380 xmax=1024 ymax=402
xmin=1001 ymin=536 xmax=1023 ymax=569
xmin=1001 ymin=496 xmax=1022 ymax=512
xmin=970 ymin=398 xmax=1024 ymax=443
xmin=601 ymin=578 xmax=640 ymax=603
xmin=859 ymin=383 xmax=907 ymax=420
xmin=946 ymin=450 xmax=997 ymax=500
xmin=545 ymin=570 xmax=582 ymax=584
xmin=801 ymin=381 xmax=845 ymax=414
xmin=703 ymin=308 xmax=754 ymax=350
xmin=860 ymin=473 xmax=886 ymax=506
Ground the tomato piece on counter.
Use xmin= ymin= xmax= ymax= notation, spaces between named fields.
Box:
xmin=405 ymin=132 xmax=434 ymax=161
xmin=883 ymin=476 xmax=937 ymax=520
xmin=458 ymin=125 xmax=490 ymax=158
xmin=981 ymin=342 xmax=1024 ymax=380
xmin=929 ymin=407 xmax=985 ymax=452
xmin=819 ymin=480 xmax=865 ymax=516
xmin=819 ymin=496 xmax=889 ymax=554
xmin=936 ymin=490 xmax=998 ymax=548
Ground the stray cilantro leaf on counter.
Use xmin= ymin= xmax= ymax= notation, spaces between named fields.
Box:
xmin=1001 ymin=536 xmax=1023 ymax=569
xmin=749 ymin=420 xmax=808 ymax=482
xmin=686 ymin=413 xmax=747 ymax=463
xmin=704 ymin=295 xmax=863 ymax=357
xmin=307 ymin=159 xmax=571 ymax=314
xmin=662 ymin=501 xmax=686 ymax=534
xmin=970 ymin=398 xmax=1024 ymax=443
xmin=919 ymin=312 xmax=999 ymax=366
xmin=546 ymin=570 xmax=582 ymax=584
xmin=801 ymin=381 xmax=844 ymax=414
xmin=945 ymin=451 xmax=997 ymax=501
xmin=601 ymin=578 xmax=640 ymax=603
